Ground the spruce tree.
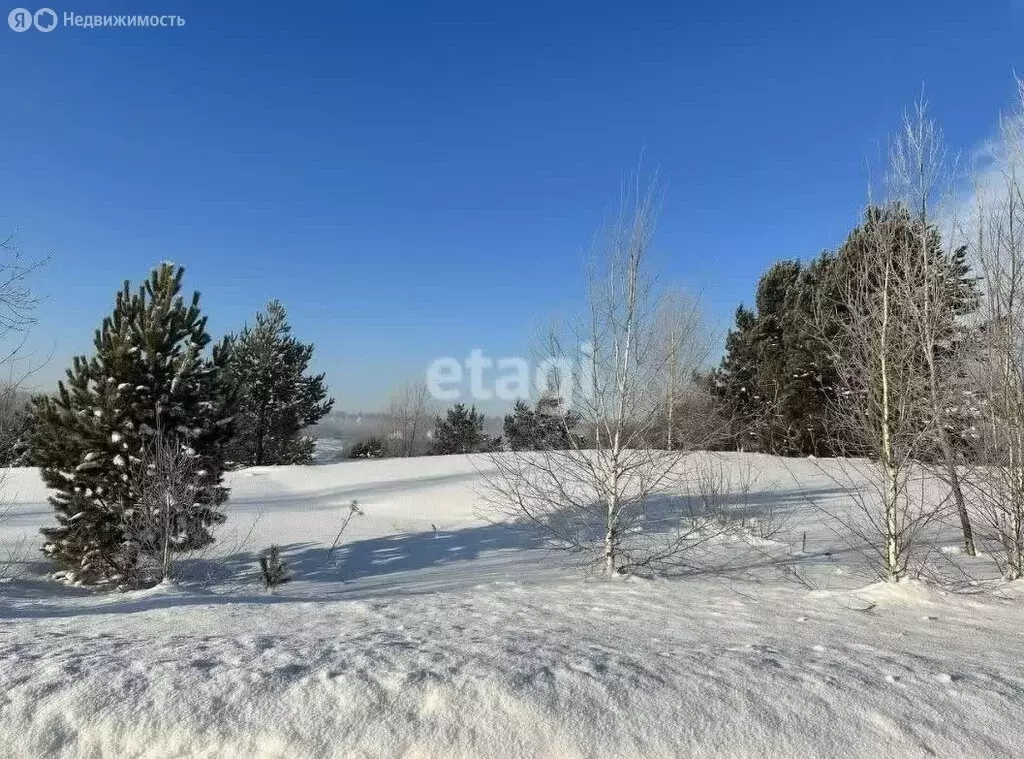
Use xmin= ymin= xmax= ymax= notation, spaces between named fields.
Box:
xmin=30 ymin=264 xmax=233 ymax=586
xmin=432 ymin=404 xmax=499 ymax=454
xmin=221 ymin=300 xmax=334 ymax=466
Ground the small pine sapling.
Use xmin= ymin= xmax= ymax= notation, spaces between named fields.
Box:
xmin=259 ymin=544 xmax=291 ymax=590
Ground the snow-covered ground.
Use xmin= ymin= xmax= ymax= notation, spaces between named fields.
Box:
xmin=1 ymin=454 xmax=1023 ymax=757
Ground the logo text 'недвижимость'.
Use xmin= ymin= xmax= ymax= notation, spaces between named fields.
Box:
xmin=8 ymin=8 xmax=185 ymax=31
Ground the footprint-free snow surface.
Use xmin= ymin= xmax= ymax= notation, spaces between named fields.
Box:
xmin=1 ymin=453 xmax=1023 ymax=757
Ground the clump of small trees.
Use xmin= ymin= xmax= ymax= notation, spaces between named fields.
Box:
xmin=348 ymin=436 xmax=387 ymax=459
xmin=28 ymin=265 xmax=333 ymax=587
xmin=962 ymin=80 xmax=1024 ymax=579
xmin=484 ymin=87 xmax=1024 ymax=585
xmin=0 ymin=387 xmax=33 ymax=466
xmin=0 ymin=232 xmax=45 ymax=583
xmin=385 ymin=380 xmax=434 ymax=456
xmin=503 ymin=395 xmax=580 ymax=451
xmin=802 ymin=92 xmax=1024 ymax=583
xmin=712 ymin=85 xmax=1024 ymax=583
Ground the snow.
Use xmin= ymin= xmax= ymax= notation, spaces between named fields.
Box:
xmin=1 ymin=453 xmax=1023 ymax=757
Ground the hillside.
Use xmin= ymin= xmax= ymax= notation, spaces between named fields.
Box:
xmin=1 ymin=454 xmax=1022 ymax=757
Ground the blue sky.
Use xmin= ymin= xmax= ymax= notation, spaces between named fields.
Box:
xmin=2 ymin=0 xmax=1023 ymax=410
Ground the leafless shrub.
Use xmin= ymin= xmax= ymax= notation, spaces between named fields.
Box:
xmin=0 ymin=507 xmax=30 ymax=584
xmin=179 ymin=513 xmax=263 ymax=592
xmin=686 ymin=456 xmax=788 ymax=542
xmin=121 ymin=433 xmax=218 ymax=587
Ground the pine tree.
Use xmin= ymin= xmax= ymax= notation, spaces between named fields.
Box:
xmin=748 ymin=260 xmax=808 ymax=454
xmin=711 ymin=259 xmax=820 ymax=454
xmin=503 ymin=396 xmax=580 ymax=451
xmin=29 ymin=264 xmax=233 ymax=586
xmin=771 ymin=256 xmax=841 ymax=456
xmin=259 ymin=544 xmax=291 ymax=590
xmin=503 ymin=399 xmax=537 ymax=451
xmin=709 ymin=304 xmax=760 ymax=449
xmin=432 ymin=404 xmax=499 ymax=454
xmin=221 ymin=300 xmax=334 ymax=466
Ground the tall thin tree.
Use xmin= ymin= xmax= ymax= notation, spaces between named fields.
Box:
xmin=486 ymin=170 xmax=721 ymax=575
xmin=888 ymin=96 xmax=977 ymax=556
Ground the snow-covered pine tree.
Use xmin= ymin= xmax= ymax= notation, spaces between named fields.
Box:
xmin=220 ymin=300 xmax=333 ymax=466
xmin=29 ymin=263 xmax=233 ymax=586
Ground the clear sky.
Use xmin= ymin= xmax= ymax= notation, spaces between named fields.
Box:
xmin=2 ymin=0 xmax=1023 ymax=410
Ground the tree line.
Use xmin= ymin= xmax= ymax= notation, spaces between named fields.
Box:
xmin=708 ymin=204 xmax=979 ymax=459
xmin=349 ymin=394 xmax=583 ymax=459
xmin=476 ymin=84 xmax=1024 ymax=583
xmin=703 ymin=87 xmax=1024 ymax=581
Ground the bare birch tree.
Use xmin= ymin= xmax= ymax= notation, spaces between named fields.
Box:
xmin=888 ymin=96 xmax=978 ymax=556
xmin=964 ymin=80 xmax=1024 ymax=578
xmin=812 ymin=206 xmax=940 ymax=581
xmin=0 ymin=232 xmax=45 ymax=582
xmin=386 ymin=380 xmax=433 ymax=457
xmin=653 ymin=287 xmax=713 ymax=450
xmin=484 ymin=171 xmax=725 ymax=576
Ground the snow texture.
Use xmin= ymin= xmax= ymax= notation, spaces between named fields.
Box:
xmin=1 ymin=453 xmax=1023 ymax=757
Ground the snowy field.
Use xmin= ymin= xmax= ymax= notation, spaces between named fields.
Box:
xmin=1 ymin=453 xmax=1023 ymax=758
